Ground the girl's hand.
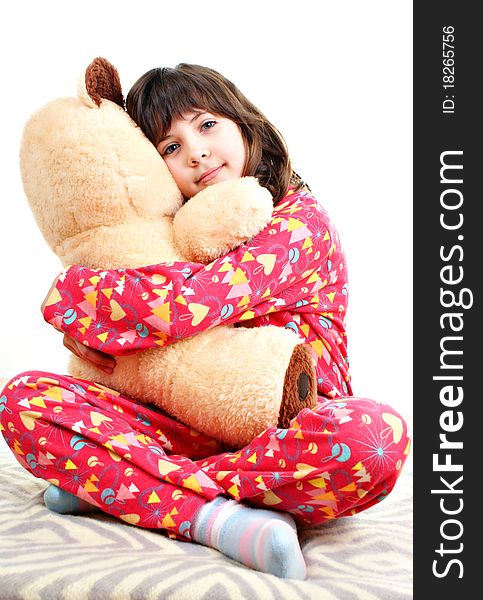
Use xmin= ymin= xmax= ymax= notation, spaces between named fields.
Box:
xmin=63 ymin=333 xmax=116 ymax=374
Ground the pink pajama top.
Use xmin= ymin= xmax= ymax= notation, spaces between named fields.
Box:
xmin=43 ymin=188 xmax=352 ymax=400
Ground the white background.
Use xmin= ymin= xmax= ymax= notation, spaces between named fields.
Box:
xmin=0 ymin=1 xmax=412 ymax=416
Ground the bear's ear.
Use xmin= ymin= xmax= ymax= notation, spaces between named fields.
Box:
xmin=84 ymin=57 xmax=125 ymax=109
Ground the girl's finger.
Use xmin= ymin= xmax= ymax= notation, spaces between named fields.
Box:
xmin=63 ymin=334 xmax=116 ymax=373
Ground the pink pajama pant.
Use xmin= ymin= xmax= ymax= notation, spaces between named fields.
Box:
xmin=0 ymin=371 xmax=410 ymax=540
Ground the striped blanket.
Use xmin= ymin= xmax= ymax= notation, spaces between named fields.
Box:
xmin=0 ymin=426 xmax=412 ymax=600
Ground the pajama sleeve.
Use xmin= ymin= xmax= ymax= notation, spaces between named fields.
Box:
xmin=42 ymin=190 xmax=336 ymax=355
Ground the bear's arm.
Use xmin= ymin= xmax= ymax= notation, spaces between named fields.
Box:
xmin=173 ymin=177 xmax=273 ymax=263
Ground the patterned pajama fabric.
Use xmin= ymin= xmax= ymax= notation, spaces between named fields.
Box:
xmin=1 ymin=188 xmax=410 ymax=538
xmin=0 ymin=372 xmax=410 ymax=539
xmin=42 ymin=189 xmax=353 ymax=399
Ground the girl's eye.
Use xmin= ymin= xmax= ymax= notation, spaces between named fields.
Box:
xmin=163 ymin=143 xmax=180 ymax=156
xmin=201 ymin=120 xmax=216 ymax=131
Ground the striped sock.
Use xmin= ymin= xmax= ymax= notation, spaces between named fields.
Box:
xmin=190 ymin=497 xmax=306 ymax=579
xmin=43 ymin=484 xmax=99 ymax=515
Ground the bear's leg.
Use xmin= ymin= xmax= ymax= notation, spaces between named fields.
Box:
xmin=278 ymin=342 xmax=317 ymax=428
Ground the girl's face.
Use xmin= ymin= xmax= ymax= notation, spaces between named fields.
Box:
xmin=156 ymin=110 xmax=246 ymax=199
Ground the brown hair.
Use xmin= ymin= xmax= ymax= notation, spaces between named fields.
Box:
xmin=126 ymin=64 xmax=307 ymax=204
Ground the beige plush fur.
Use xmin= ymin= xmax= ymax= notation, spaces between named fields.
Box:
xmin=20 ymin=58 xmax=316 ymax=449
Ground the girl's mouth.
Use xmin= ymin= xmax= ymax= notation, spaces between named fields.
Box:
xmin=198 ymin=165 xmax=224 ymax=184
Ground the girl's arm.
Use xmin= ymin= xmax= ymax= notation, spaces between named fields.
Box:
xmin=43 ymin=190 xmax=335 ymax=355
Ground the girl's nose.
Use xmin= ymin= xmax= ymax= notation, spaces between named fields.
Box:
xmin=189 ymin=148 xmax=209 ymax=165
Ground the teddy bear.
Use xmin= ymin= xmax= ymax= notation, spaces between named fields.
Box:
xmin=19 ymin=57 xmax=317 ymax=449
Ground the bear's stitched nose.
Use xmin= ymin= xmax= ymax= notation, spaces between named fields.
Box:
xmin=298 ymin=373 xmax=310 ymax=400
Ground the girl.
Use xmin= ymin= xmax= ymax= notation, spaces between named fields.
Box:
xmin=1 ymin=64 xmax=410 ymax=580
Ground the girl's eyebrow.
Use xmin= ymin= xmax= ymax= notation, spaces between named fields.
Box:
xmin=158 ymin=111 xmax=207 ymax=143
